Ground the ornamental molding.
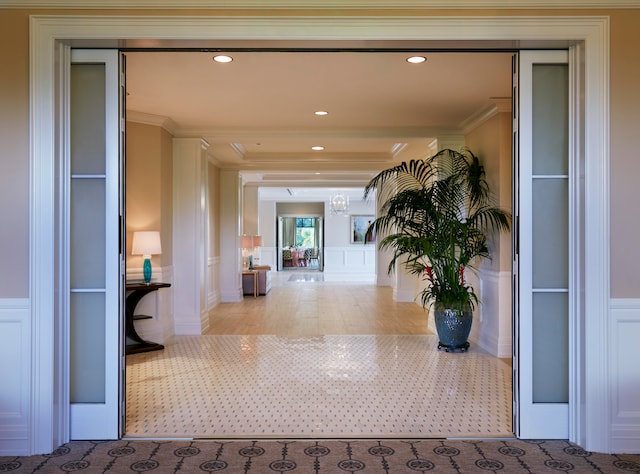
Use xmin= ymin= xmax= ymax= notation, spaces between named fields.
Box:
xmin=3 ymin=0 xmax=640 ymax=8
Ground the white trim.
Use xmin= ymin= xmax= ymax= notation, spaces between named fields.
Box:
xmin=126 ymin=110 xmax=178 ymax=135
xmin=6 ymin=0 xmax=640 ymax=9
xmin=582 ymin=17 xmax=611 ymax=453
xmin=29 ymin=14 xmax=609 ymax=454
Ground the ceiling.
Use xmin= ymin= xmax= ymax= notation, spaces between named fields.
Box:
xmin=125 ymin=50 xmax=513 ymax=200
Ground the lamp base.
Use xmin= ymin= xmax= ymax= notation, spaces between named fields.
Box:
xmin=143 ymin=257 xmax=152 ymax=285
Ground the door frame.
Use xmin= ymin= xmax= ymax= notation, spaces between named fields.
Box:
xmin=30 ymin=14 xmax=609 ymax=453
xmin=277 ymin=214 xmax=324 ymax=271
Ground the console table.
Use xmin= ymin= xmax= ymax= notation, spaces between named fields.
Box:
xmin=243 ymin=265 xmax=271 ymax=296
xmin=242 ymin=270 xmax=259 ymax=297
xmin=125 ymin=281 xmax=170 ymax=354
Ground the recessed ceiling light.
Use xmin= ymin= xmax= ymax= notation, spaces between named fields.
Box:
xmin=213 ymin=55 xmax=233 ymax=63
xmin=311 ymin=146 xmax=325 ymax=151
xmin=315 ymin=110 xmax=329 ymax=116
xmin=406 ymin=56 xmax=427 ymax=64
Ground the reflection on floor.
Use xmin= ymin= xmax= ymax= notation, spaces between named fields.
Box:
xmin=288 ymin=272 xmax=324 ymax=282
xmin=125 ymin=334 xmax=512 ymax=438
xmin=125 ymin=272 xmax=513 ymax=439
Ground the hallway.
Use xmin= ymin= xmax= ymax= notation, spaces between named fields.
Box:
xmin=125 ymin=272 xmax=512 ymax=439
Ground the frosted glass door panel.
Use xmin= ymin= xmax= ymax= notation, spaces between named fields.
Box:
xmin=531 ymin=63 xmax=569 ymax=405
xmin=70 ymin=64 xmax=106 ymax=175
xmin=532 ymin=65 xmax=568 ymax=176
xmin=69 ymin=50 xmax=121 ymax=439
xmin=533 ymin=292 xmax=569 ymax=403
xmin=70 ymin=62 xmax=107 ymax=405
xmin=70 ymin=179 xmax=106 ymax=289
xmin=532 ymin=179 xmax=568 ymax=289
xmin=70 ymin=292 xmax=106 ymax=403
xmin=517 ymin=50 xmax=570 ymax=439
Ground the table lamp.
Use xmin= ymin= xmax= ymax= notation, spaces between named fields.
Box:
xmin=241 ymin=234 xmax=262 ymax=269
xmin=132 ymin=231 xmax=162 ymax=284
xmin=251 ymin=235 xmax=263 ymax=268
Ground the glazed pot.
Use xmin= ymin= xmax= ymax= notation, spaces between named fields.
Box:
xmin=434 ymin=303 xmax=473 ymax=352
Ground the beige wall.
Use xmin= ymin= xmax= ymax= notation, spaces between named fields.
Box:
xmin=2 ymin=8 xmax=640 ymax=297
xmin=609 ymin=13 xmax=640 ymax=297
xmin=465 ymin=111 xmax=513 ymax=273
xmin=0 ymin=10 xmax=29 ymax=297
xmin=125 ymin=121 xmax=173 ymax=271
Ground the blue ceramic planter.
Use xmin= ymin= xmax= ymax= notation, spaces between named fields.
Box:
xmin=434 ymin=304 xmax=472 ymax=352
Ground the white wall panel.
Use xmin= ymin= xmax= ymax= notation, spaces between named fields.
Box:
xmin=0 ymin=300 xmax=30 ymax=455
xmin=323 ymin=246 xmax=375 ymax=274
xmin=610 ymin=299 xmax=640 ymax=453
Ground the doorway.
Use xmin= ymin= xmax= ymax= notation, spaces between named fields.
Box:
xmin=123 ymin=48 xmax=514 ymax=439
xmin=278 ymin=216 xmax=324 ymax=271
xmin=28 ymin=14 xmax=609 ymax=454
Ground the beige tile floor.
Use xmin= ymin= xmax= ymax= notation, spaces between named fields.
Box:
xmin=125 ymin=271 xmax=513 ymax=439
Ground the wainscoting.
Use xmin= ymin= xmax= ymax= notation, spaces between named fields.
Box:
xmin=609 ymin=299 xmax=640 ymax=453
xmin=0 ymin=299 xmax=30 ymax=455
xmin=323 ymin=245 xmax=376 ymax=274
xmin=258 ymin=246 xmax=376 ymax=275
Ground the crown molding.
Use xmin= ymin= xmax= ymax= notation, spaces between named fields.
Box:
xmin=4 ymin=0 xmax=640 ymax=8
xmin=460 ymin=98 xmax=512 ymax=134
xmin=126 ymin=110 xmax=178 ymax=135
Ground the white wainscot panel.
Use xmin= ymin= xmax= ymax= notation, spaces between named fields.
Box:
xmin=610 ymin=299 xmax=640 ymax=454
xmin=256 ymin=247 xmax=276 ymax=269
xmin=0 ymin=299 xmax=30 ymax=455
xmin=474 ymin=269 xmax=512 ymax=358
xmin=207 ymin=256 xmax=221 ymax=310
xmin=324 ymin=246 xmax=375 ymax=274
xmin=126 ymin=266 xmax=174 ymax=344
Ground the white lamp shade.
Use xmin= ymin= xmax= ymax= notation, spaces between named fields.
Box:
xmin=241 ymin=235 xmax=254 ymax=249
xmin=241 ymin=234 xmax=262 ymax=248
xmin=132 ymin=231 xmax=162 ymax=256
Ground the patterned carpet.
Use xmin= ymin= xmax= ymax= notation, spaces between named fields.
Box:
xmin=2 ymin=439 xmax=639 ymax=473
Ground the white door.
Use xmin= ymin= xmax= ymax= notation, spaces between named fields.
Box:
xmin=515 ymin=50 xmax=572 ymax=439
xmin=68 ymin=49 xmax=122 ymax=439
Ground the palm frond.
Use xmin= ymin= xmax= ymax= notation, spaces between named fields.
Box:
xmin=364 ymin=148 xmax=511 ymax=310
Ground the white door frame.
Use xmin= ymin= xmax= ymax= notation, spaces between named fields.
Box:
xmin=30 ymin=14 xmax=609 ymax=454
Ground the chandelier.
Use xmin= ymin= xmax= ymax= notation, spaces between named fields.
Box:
xmin=330 ymin=192 xmax=349 ymax=216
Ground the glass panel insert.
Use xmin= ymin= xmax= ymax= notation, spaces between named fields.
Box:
xmin=532 ymin=178 xmax=568 ymax=289
xmin=70 ymin=64 xmax=106 ymax=175
xmin=70 ymin=292 xmax=106 ymax=403
xmin=532 ymin=64 xmax=568 ymax=176
xmin=70 ymin=179 xmax=106 ymax=289
xmin=532 ymin=292 xmax=569 ymax=403
xmin=530 ymin=61 xmax=569 ymax=405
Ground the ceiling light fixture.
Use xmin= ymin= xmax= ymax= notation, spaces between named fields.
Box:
xmin=311 ymin=146 xmax=325 ymax=151
xmin=213 ymin=55 xmax=233 ymax=63
xmin=330 ymin=192 xmax=349 ymax=216
xmin=406 ymin=56 xmax=427 ymax=64
xmin=314 ymin=110 xmax=328 ymax=116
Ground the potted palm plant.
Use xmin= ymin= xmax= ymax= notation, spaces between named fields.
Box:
xmin=364 ymin=148 xmax=511 ymax=352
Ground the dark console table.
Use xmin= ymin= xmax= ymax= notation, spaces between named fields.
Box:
xmin=125 ymin=282 xmax=170 ymax=355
